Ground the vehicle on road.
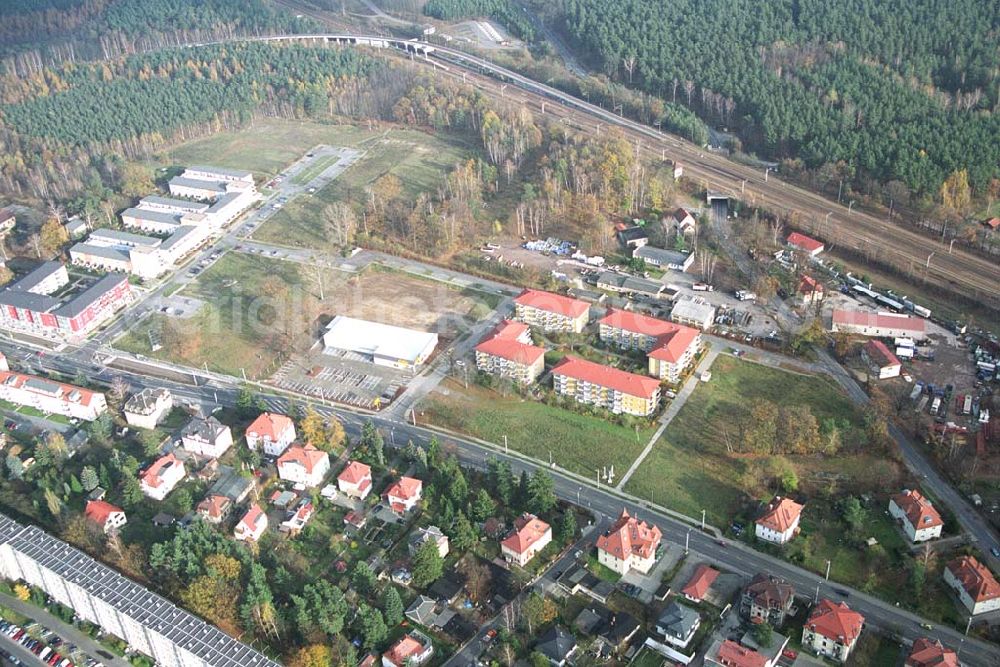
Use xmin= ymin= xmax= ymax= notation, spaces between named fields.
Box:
xmin=483 ymin=629 xmax=497 ymax=643
xmin=991 ymin=546 xmax=1000 ymax=558
xmin=834 ymin=588 xmax=850 ymax=597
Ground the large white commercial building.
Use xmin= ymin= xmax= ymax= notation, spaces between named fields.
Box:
xmin=322 ymin=316 xmax=438 ymax=369
xmin=0 ymin=514 xmax=279 ymax=667
xmin=830 ymin=309 xmax=927 ymax=340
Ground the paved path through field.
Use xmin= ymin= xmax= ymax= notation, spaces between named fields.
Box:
xmin=616 ymin=342 xmax=721 ymax=489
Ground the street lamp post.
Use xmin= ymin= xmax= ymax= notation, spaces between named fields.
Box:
xmin=825 ymin=560 xmax=831 ymax=581
xmin=685 ymin=528 xmax=691 ymax=555
xmin=503 ymin=434 xmax=508 ymax=454
xmin=848 ymin=200 xmax=855 ymax=216
xmin=701 ymin=509 xmax=706 ymax=531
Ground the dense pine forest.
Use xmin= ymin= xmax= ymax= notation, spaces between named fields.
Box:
xmin=423 ymin=0 xmax=536 ymax=41
xmin=557 ymin=0 xmax=1000 ymax=197
xmin=0 ymin=0 xmax=317 ymax=69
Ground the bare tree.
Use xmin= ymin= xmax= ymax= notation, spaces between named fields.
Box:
xmin=622 ymin=55 xmax=636 ymax=84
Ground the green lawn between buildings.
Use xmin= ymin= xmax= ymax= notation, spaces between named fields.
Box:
xmin=421 ymin=379 xmax=657 ymax=480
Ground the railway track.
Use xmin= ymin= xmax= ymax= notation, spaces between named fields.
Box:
xmin=201 ymin=4 xmax=1000 ymax=312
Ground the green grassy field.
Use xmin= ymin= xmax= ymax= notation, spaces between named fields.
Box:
xmin=624 ymin=355 xmax=862 ymax=525
xmin=421 ymin=380 xmax=656 ymax=478
xmin=255 ymin=127 xmax=474 ymax=251
xmin=152 ymin=118 xmax=376 ymax=179
xmin=117 ymin=253 xmax=347 ymax=378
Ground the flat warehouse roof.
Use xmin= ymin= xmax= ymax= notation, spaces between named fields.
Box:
xmin=323 ymin=316 xmax=438 ymax=363
xmin=187 ymin=165 xmax=253 ymax=179
xmin=122 ymin=207 xmax=182 ymax=226
xmin=170 ymin=176 xmax=227 ymax=193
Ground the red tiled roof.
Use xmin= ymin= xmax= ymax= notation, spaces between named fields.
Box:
xmin=338 ymin=460 xmax=371 ymax=485
xmin=682 ymin=564 xmax=719 ymax=601
xmin=756 ymin=496 xmax=803 ymax=533
xmin=278 ymin=443 xmax=328 ymax=475
xmin=386 ymin=476 xmax=422 ymax=501
xmin=476 ymin=337 xmax=544 ymax=365
xmin=787 ymin=232 xmax=824 ymax=253
xmin=797 ymin=274 xmax=824 ymax=294
xmin=906 ymin=638 xmax=959 ymax=667
xmin=946 ymin=556 xmax=1000 ymax=603
xmin=865 ymin=339 xmax=901 ymax=368
xmin=713 ymin=640 xmax=768 ymax=667
xmin=984 ymin=217 xmax=1000 ymax=230
xmin=84 ymin=500 xmax=122 ymax=526
xmin=0 ymin=371 xmax=100 ymax=407
xmin=246 ymin=412 xmax=294 ymax=441
xmin=501 ymin=513 xmax=550 ymax=555
xmin=596 ymin=509 xmax=662 ymax=562
xmin=197 ymin=494 xmax=230 ymax=520
xmin=891 ymin=489 xmax=942 ymax=530
xmin=832 ymin=309 xmax=926 ymax=334
xmin=489 ymin=320 xmax=531 ymax=341
xmin=515 ymin=289 xmax=589 ymax=318
xmin=552 ymin=356 xmax=661 ymax=399
xmin=141 ymin=453 xmax=182 ymax=488
xmin=806 ymin=599 xmax=864 ymax=643
xmin=238 ymin=504 xmax=266 ymax=533
xmin=600 ymin=309 xmax=682 ymax=338
xmin=385 ymin=635 xmax=427 ymax=666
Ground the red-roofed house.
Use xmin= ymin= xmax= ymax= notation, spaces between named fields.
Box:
xmin=786 ymin=232 xmax=825 ymax=257
xmin=84 ymin=500 xmax=126 ymax=534
xmin=889 ymin=489 xmax=942 ymax=543
xmin=801 ymin=599 xmax=865 ymax=662
xmin=501 ymin=513 xmax=552 ymax=566
xmin=514 ymin=289 xmax=590 ymax=333
xmin=797 ymin=275 xmax=825 ymax=306
xmin=983 ymin=217 xmax=1000 ymax=230
xmin=598 ymin=310 xmax=701 ymax=383
xmin=863 ymin=340 xmax=902 ymax=379
xmin=475 ymin=320 xmax=545 ymax=384
xmin=385 ymin=476 xmax=423 ymax=514
xmin=235 ymin=504 xmax=268 ymax=542
xmin=245 ymin=412 xmax=296 ymax=457
xmin=552 ymin=356 xmax=661 ymax=416
xmin=682 ymin=564 xmax=720 ymax=602
xmin=596 ymin=509 xmax=662 ymax=575
xmin=944 ymin=556 xmax=1000 ymax=615
xmin=338 ymin=460 xmax=372 ymax=499
xmin=139 ymin=453 xmax=186 ymax=501
xmin=755 ymin=496 xmax=803 ymax=545
xmin=707 ymin=639 xmax=770 ymax=667
xmin=280 ymin=499 xmax=315 ymax=535
xmin=277 ymin=444 xmax=331 ymax=488
xmin=196 ymin=494 xmax=231 ymax=524
xmin=905 ymin=638 xmax=958 ymax=667
xmin=830 ymin=309 xmax=927 ymax=340
xmin=382 ymin=631 xmax=434 ymax=667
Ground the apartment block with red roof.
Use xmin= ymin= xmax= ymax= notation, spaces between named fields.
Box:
xmin=196 ymin=494 xmax=231 ymax=524
xmin=755 ymin=496 xmax=803 ymax=545
xmin=598 ymin=310 xmax=701 ymax=383
xmin=277 ymin=444 xmax=331 ymax=488
xmin=382 ymin=631 xmax=434 ymax=667
xmin=235 ymin=504 xmax=268 ymax=542
xmin=786 ymin=232 xmax=825 ymax=257
xmin=139 ymin=453 xmax=186 ymax=501
xmin=475 ymin=320 xmax=545 ymax=385
xmin=682 ymin=564 xmax=719 ymax=603
xmin=801 ymin=599 xmax=864 ymax=663
xmin=944 ymin=555 xmax=1000 ymax=615
xmin=514 ymin=289 xmax=590 ymax=333
xmin=905 ymin=638 xmax=958 ymax=667
xmin=245 ymin=412 xmax=296 ymax=457
xmin=0 ymin=371 xmax=107 ymax=422
xmin=552 ymin=356 xmax=661 ymax=417
xmin=385 ymin=476 xmax=423 ymax=514
xmin=338 ymin=460 xmax=372 ymax=499
xmin=596 ymin=509 xmax=662 ymax=575
xmin=84 ymin=500 xmax=126 ymax=534
xmin=889 ymin=489 xmax=942 ymax=543
xmin=501 ymin=513 xmax=552 ymax=566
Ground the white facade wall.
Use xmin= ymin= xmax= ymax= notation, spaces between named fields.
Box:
xmin=755 ymin=520 xmax=798 ymax=545
xmin=943 ymin=567 xmax=1000 ymax=615
xmin=0 ymin=381 xmax=107 ymax=421
xmin=278 ymin=456 xmax=330 ymax=488
xmin=888 ymin=499 xmax=942 ymax=543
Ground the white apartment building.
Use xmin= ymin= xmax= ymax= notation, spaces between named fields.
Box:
xmin=180 ymin=416 xmax=233 ymax=458
xmin=0 ymin=372 xmax=107 ymax=421
xmin=123 ymin=388 xmax=172 ymax=430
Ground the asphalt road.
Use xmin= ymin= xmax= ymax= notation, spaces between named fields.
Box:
xmin=5 ymin=344 xmax=996 ymax=666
